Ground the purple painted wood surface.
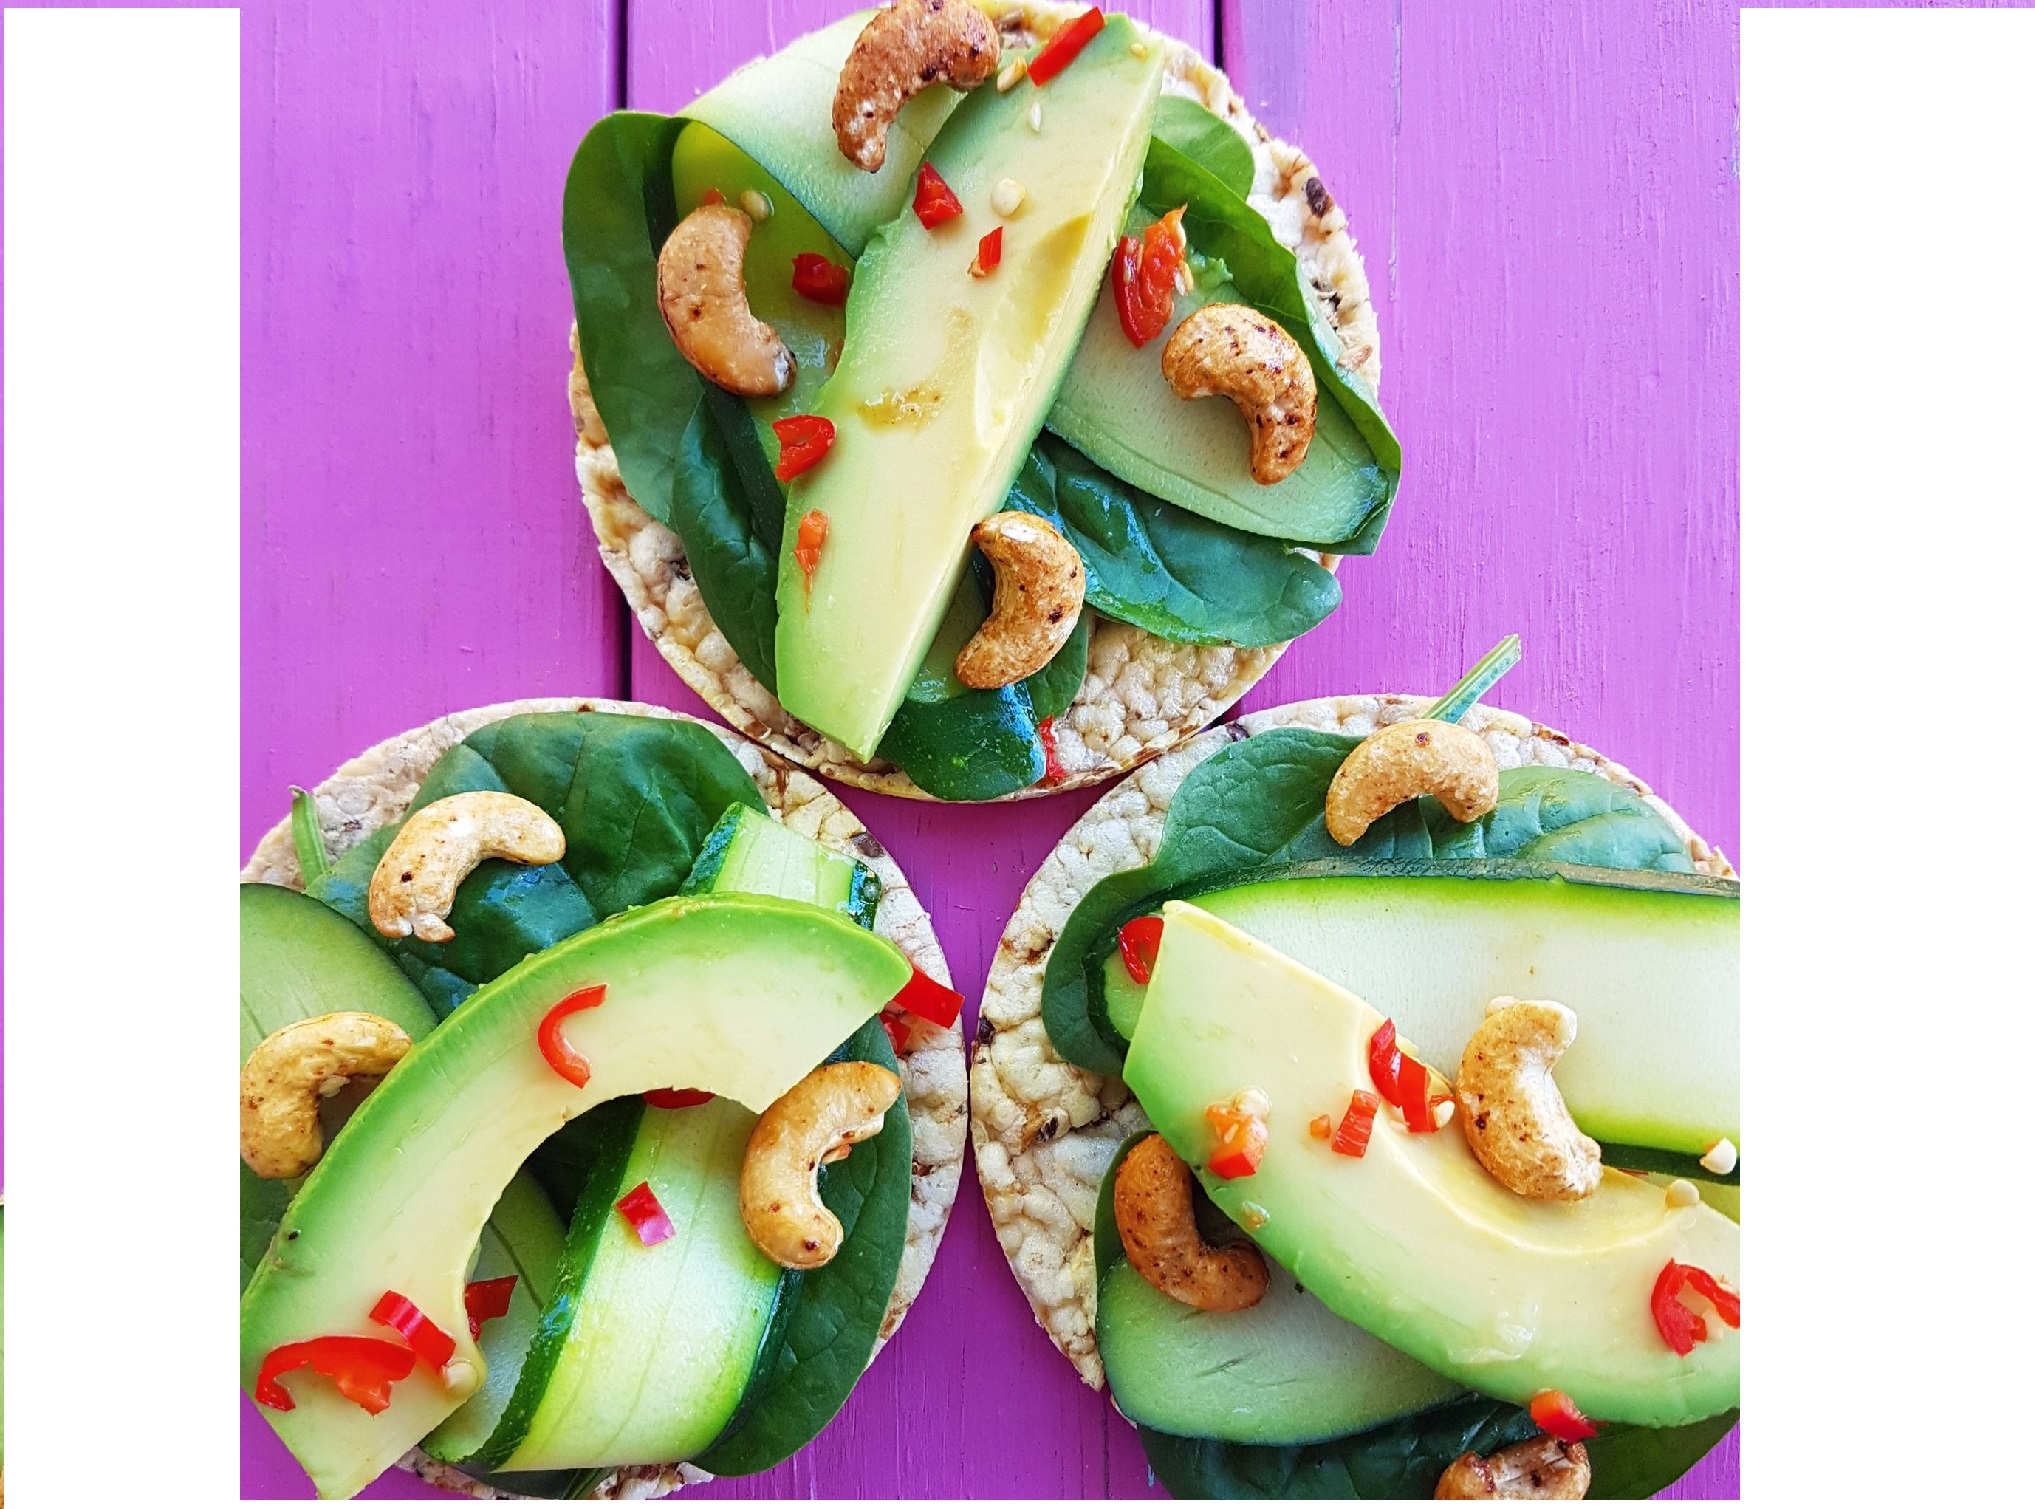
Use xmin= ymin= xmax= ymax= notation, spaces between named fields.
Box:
xmin=240 ymin=0 xmax=1738 ymax=1496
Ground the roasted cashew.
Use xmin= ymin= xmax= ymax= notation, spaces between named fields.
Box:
xmin=1456 ymin=998 xmax=1603 ymax=1202
xmin=1113 ymin=1133 xmax=1269 ymax=1312
xmin=832 ymin=0 xmax=1000 ymax=173
xmin=240 ymin=1013 xmax=412 ymax=1179
xmin=1435 ymin=1436 xmax=1591 ymax=1500
xmin=740 ymin=1060 xmax=901 ymax=1269
xmin=1161 ymin=303 xmax=1319 ymax=484
xmin=656 ymin=204 xmax=795 ymax=397
xmin=1325 ymin=719 xmax=1500 ymax=846
xmin=367 ymin=791 xmax=565 ymax=942
xmin=954 ymin=512 xmax=1086 ymax=690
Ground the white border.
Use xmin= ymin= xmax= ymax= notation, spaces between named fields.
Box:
xmin=4 ymin=6 xmax=241 ymax=1501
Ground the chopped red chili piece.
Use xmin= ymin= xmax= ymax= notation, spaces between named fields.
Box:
xmin=1116 ymin=916 xmax=1164 ymax=985
xmin=1367 ymin=1020 xmax=1402 ymax=1101
xmin=615 ymin=1181 xmax=676 ymax=1247
xmin=1109 ymin=207 xmax=1187 ymax=347
xmin=700 ymin=187 xmax=724 ymax=206
xmin=463 ymin=1276 xmax=518 ymax=1341
xmin=1027 ymin=6 xmax=1105 ymax=85
xmin=882 ymin=1014 xmax=912 ymax=1054
xmin=1039 ymin=716 xmax=1067 ymax=784
xmin=912 ymin=161 xmax=963 ymax=229
xmin=775 ymin=418 xmax=836 ymax=483
xmin=1651 ymin=1260 xmax=1741 ymax=1355
xmin=1331 ymin=1090 xmax=1381 ymax=1158
xmin=1205 ymin=1101 xmax=1267 ymax=1180
xmin=643 ymin=1087 xmax=714 ymax=1110
xmin=971 ymin=226 xmax=1003 ymax=277
xmin=1397 ymin=1054 xmax=1438 ymax=1133
xmin=369 ymin=1290 xmax=457 ymax=1371
xmin=254 ymin=1335 xmax=417 ymax=1415
xmin=1309 ymin=1114 xmax=1333 ymax=1140
xmin=537 ymin=984 xmax=607 ymax=1089
xmin=891 ymin=964 xmax=963 ymax=1028
xmin=1529 ymin=1388 xmax=1597 ymax=1443
xmin=790 ymin=251 xmax=851 ymax=305
xmin=790 ymin=507 xmax=830 ymax=598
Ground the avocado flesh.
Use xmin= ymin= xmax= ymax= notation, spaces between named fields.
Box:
xmin=1102 ymin=864 xmax=1739 ymax=1158
xmin=1049 ymin=258 xmax=1384 ymax=547
xmin=773 ymin=17 xmax=1164 ymax=761
xmin=241 ymin=894 xmax=908 ymax=1501
xmin=1123 ymin=903 xmax=1740 ymax=1428
xmin=1093 ymin=1140 xmax=1463 ymax=1446
xmin=680 ymin=10 xmax=959 ymax=258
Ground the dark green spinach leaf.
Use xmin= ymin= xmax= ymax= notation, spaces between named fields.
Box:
xmin=1152 ymin=96 xmax=1256 ymax=199
xmin=310 ymin=712 xmax=765 ymax=1017
xmin=1010 ymin=436 xmax=1341 ymax=647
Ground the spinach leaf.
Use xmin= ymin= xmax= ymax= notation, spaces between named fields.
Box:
xmin=1587 ymin=1411 xmax=1738 ymax=1499
xmin=1152 ymin=96 xmax=1255 ymax=199
xmin=1141 ymin=135 xmax=1402 ymax=483
xmin=694 ymin=1017 xmax=911 ymax=1475
xmin=1043 ymin=738 xmax=1696 ymax=1075
xmin=310 ymin=713 xmax=765 ymax=1016
xmin=1010 ymin=436 xmax=1342 ymax=647
xmin=564 ymin=113 xmax=782 ymax=688
xmin=1140 ymin=1397 xmax=1539 ymax=1499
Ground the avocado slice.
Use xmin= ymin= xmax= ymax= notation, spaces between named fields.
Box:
xmin=241 ymin=893 xmax=909 ymax=1501
xmin=1100 ymin=860 xmax=1740 ymax=1165
xmin=1092 ymin=1137 xmax=1462 ymax=1446
xmin=774 ymin=17 xmax=1165 ymax=760
xmin=1123 ymin=902 xmax=1739 ymax=1428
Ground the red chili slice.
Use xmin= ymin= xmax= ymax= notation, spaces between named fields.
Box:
xmin=912 ymin=161 xmax=963 ymax=229
xmin=790 ymin=251 xmax=851 ymax=305
xmin=1027 ymin=6 xmax=1105 ymax=85
xmin=1205 ymin=1101 xmax=1267 ymax=1179
xmin=368 ymin=1290 xmax=457 ymax=1371
xmin=774 ymin=419 xmax=836 ymax=483
xmin=463 ymin=1276 xmax=518 ymax=1341
xmin=1397 ymin=1053 xmax=1438 ymax=1133
xmin=643 ymin=1088 xmax=714 ymax=1110
xmin=1116 ymin=916 xmax=1164 ymax=985
xmin=789 ymin=507 xmax=830 ymax=599
xmin=882 ymin=1014 xmax=912 ymax=1054
xmin=1529 ymin=1388 xmax=1597 ymax=1443
xmin=1039 ymin=716 xmax=1066 ymax=784
xmin=615 ymin=1181 xmax=676 ymax=1247
xmin=1109 ymin=208 xmax=1187 ymax=346
xmin=1651 ymin=1260 xmax=1741 ymax=1355
xmin=1367 ymin=1020 xmax=1402 ymax=1102
xmin=537 ymin=984 xmax=606 ymax=1089
xmin=972 ymin=226 xmax=1003 ymax=277
xmin=891 ymin=964 xmax=963 ymax=1028
xmin=1331 ymin=1089 xmax=1381 ymax=1158
xmin=700 ymin=187 xmax=724 ymax=206
xmin=254 ymin=1336 xmax=417 ymax=1415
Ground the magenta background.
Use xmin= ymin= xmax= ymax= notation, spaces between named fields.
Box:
xmin=234 ymin=0 xmax=1745 ymax=1497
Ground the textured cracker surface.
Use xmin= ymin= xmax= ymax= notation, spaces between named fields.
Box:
xmin=574 ymin=2 xmax=1383 ymax=801
xmin=966 ymin=695 xmax=1734 ymax=1389
xmin=242 ymin=697 xmax=965 ymax=1500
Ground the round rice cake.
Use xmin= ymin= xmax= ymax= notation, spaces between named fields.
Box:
xmin=243 ymin=697 xmax=967 ymax=1500
xmin=966 ymin=694 xmax=1734 ymax=1387
xmin=573 ymin=1 xmax=1386 ymax=801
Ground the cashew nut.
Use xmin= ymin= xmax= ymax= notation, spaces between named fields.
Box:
xmin=367 ymin=791 xmax=565 ymax=942
xmin=1112 ymin=1133 xmax=1269 ymax=1312
xmin=1160 ymin=303 xmax=1318 ymax=484
xmin=1435 ymin=1436 xmax=1591 ymax=1500
xmin=1325 ymin=719 xmax=1500 ymax=846
xmin=1456 ymin=998 xmax=1603 ymax=1202
xmin=832 ymin=0 xmax=1001 ymax=173
xmin=740 ymin=1060 xmax=901 ymax=1269
xmin=656 ymin=204 xmax=795 ymax=397
xmin=954 ymin=512 xmax=1086 ymax=690
xmin=241 ymin=1013 xmax=413 ymax=1179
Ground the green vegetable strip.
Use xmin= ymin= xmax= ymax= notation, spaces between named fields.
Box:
xmin=1424 ymin=635 xmax=1522 ymax=725
xmin=289 ymin=786 xmax=330 ymax=884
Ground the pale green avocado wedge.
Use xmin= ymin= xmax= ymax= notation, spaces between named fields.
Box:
xmin=774 ymin=17 xmax=1165 ymax=760
xmin=1100 ymin=859 xmax=1740 ymax=1166
xmin=1122 ymin=902 xmax=1739 ymax=1428
xmin=1092 ymin=1137 xmax=1463 ymax=1446
xmin=240 ymin=893 xmax=909 ymax=1501
xmin=680 ymin=10 xmax=958 ymax=257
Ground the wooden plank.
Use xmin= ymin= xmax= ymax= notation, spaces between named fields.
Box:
xmin=1222 ymin=1 xmax=1739 ymax=1496
xmin=238 ymin=0 xmax=620 ymax=1493
xmin=239 ymin=0 xmax=624 ymax=865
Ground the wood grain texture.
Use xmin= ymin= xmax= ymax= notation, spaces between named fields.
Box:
xmin=239 ymin=0 xmax=1740 ymax=1497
